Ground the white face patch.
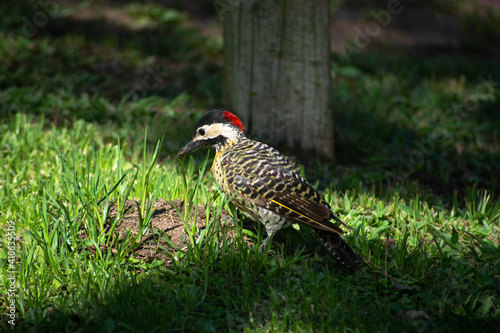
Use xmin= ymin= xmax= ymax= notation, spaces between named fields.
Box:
xmin=194 ymin=123 xmax=239 ymax=142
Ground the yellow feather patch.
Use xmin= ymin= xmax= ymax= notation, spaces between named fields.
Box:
xmin=270 ymin=199 xmax=317 ymax=223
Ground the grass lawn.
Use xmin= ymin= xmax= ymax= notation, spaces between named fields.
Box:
xmin=1 ymin=1 xmax=500 ymax=332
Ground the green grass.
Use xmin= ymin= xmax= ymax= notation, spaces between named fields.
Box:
xmin=1 ymin=1 xmax=500 ymax=332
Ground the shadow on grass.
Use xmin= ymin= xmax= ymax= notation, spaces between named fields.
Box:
xmin=13 ymin=232 xmax=500 ymax=332
xmin=1 ymin=0 xmax=222 ymax=114
xmin=1 ymin=0 xmax=224 ymax=156
xmin=306 ymin=53 xmax=500 ymax=201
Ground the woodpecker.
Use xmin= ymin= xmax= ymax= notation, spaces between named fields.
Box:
xmin=177 ymin=109 xmax=363 ymax=271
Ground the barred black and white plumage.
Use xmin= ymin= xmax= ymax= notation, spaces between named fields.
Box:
xmin=177 ymin=109 xmax=363 ymax=271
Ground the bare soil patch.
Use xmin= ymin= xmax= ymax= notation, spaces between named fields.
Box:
xmin=100 ymin=198 xmax=253 ymax=266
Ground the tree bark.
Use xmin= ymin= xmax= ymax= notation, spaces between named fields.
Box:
xmin=221 ymin=0 xmax=333 ymax=159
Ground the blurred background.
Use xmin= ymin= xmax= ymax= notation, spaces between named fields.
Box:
xmin=1 ymin=0 xmax=499 ymax=199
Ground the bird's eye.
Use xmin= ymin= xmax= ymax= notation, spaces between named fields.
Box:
xmin=197 ymin=128 xmax=205 ymax=136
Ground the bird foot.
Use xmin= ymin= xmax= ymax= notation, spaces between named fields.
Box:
xmin=221 ymin=216 xmax=235 ymax=227
xmin=259 ymin=236 xmax=274 ymax=252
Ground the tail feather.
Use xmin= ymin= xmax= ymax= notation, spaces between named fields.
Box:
xmin=314 ymin=229 xmax=364 ymax=272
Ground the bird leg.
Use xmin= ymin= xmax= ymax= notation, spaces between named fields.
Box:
xmin=260 ymin=224 xmax=281 ymax=251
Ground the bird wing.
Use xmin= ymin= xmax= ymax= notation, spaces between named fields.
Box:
xmin=227 ymin=156 xmax=345 ymax=235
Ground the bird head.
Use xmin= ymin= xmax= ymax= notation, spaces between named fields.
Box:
xmin=177 ymin=109 xmax=245 ymax=158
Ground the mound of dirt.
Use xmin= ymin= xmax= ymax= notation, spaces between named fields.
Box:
xmin=102 ymin=198 xmax=251 ymax=266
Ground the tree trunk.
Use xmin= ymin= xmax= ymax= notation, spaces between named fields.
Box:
xmin=221 ymin=0 xmax=333 ymax=159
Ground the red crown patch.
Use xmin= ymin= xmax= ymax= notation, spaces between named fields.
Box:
xmin=222 ymin=111 xmax=245 ymax=131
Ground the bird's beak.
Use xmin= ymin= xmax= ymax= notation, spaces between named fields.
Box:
xmin=176 ymin=140 xmax=204 ymax=159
